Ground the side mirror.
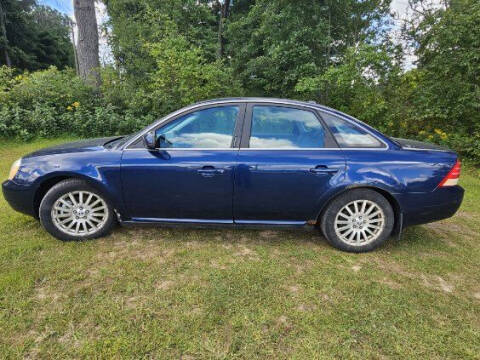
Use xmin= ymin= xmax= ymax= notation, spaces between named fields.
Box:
xmin=142 ymin=131 xmax=156 ymax=150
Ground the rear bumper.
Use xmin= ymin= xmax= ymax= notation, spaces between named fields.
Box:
xmin=400 ymin=186 xmax=464 ymax=226
xmin=2 ymin=180 xmax=37 ymax=217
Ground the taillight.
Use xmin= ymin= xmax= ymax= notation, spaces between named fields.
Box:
xmin=438 ymin=159 xmax=461 ymax=187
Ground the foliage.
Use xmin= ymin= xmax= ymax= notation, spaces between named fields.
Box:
xmin=103 ymin=0 xmax=218 ymax=84
xmin=226 ymin=0 xmax=392 ymax=97
xmin=147 ymin=32 xmax=243 ymax=115
xmin=401 ymin=0 xmax=480 ymax=159
xmin=0 ymin=66 xmax=154 ymax=140
xmin=296 ymin=44 xmax=402 ymax=130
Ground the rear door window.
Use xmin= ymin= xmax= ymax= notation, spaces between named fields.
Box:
xmin=321 ymin=112 xmax=384 ymax=148
xmin=249 ymin=106 xmax=327 ymax=148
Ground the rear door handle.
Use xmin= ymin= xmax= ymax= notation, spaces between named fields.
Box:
xmin=197 ymin=166 xmax=225 ymax=177
xmin=309 ymin=165 xmax=339 ymax=174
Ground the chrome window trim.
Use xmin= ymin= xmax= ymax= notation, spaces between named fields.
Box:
xmin=239 ymin=148 xmax=382 ymax=151
xmin=123 ymin=99 xmax=390 ymax=151
xmin=123 ymin=148 xmax=237 ymax=151
xmin=123 ymin=147 xmax=384 ymax=151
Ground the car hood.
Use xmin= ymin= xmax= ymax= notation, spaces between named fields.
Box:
xmin=392 ymin=137 xmax=451 ymax=152
xmin=24 ymin=137 xmax=122 ymax=158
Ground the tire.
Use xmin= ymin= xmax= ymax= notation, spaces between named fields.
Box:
xmin=320 ymin=189 xmax=394 ymax=253
xmin=39 ymin=179 xmax=115 ymax=241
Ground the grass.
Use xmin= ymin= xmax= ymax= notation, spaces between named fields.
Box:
xmin=0 ymin=138 xmax=479 ymax=359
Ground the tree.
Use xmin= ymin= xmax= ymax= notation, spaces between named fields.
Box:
xmin=214 ymin=0 xmax=231 ymax=58
xmin=103 ymin=0 xmax=218 ymax=84
xmin=399 ymin=0 xmax=480 ymax=157
xmin=296 ymin=44 xmax=402 ymax=130
xmin=32 ymin=6 xmax=75 ymax=70
xmin=225 ymin=0 xmax=392 ymax=97
xmin=74 ymin=0 xmax=101 ymax=88
xmin=0 ymin=0 xmax=73 ymax=71
xmin=0 ymin=1 xmax=11 ymax=66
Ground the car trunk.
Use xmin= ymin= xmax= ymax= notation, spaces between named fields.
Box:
xmin=392 ymin=138 xmax=450 ymax=151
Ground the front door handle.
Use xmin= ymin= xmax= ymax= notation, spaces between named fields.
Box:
xmin=309 ymin=165 xmax=339 ymax=174
xmin=197 ymin=166 xmax=225 ymax=177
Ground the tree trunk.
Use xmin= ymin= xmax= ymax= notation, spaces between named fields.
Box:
xmin=217 ymin=0 xmax=231 ymax=59
xmin=73 ymin=0 xmax=101 ymax=88
xmin=0 ymin=0 xmax=11 ymax=67
xmin=70 ymin=19 xmax=80 ymax=75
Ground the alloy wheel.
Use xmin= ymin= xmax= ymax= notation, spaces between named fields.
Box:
xmin=334 ymin=199 xmax=385 ymax=246
xmin=51 ymin=191 xmax=109 ymax=236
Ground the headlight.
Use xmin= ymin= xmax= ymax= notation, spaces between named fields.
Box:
xmin=8 ymin=158 xmax=21 ymax=180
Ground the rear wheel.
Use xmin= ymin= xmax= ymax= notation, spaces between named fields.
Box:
xmin=39 ymin=179 xmax=115 ymax=241
xmin=320 ymin=189 xmax=394 ymax=252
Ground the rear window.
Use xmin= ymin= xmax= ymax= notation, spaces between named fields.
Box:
xmin=321 ymin=112 xmax=384 ymax=148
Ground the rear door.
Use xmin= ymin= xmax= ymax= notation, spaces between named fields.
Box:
xmin=234 ymin=103 xmax=346 ymax=224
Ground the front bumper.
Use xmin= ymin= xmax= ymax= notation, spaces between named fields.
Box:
xmin=2 ymin=180 xmax=37 ymax=218
xmin=400 ymin=185 xmax=464 ymax=226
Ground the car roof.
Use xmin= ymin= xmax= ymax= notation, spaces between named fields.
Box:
xmin=193 ymin=97 xmax=322 ymax=108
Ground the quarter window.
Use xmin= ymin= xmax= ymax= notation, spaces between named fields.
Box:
xmin=321 ymin=112 xmax=384 ymax=148
xmin=249 ymin=106 xmax=326 ymax=148
xmin=155 ymin=106 xmax=239 ymax=148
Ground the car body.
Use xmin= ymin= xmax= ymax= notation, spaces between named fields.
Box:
xmin=3 ymin=98 xmax=464 ymax=252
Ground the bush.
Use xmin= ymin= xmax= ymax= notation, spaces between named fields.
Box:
xmin=0 ymin=66 xmax=155 ymax=140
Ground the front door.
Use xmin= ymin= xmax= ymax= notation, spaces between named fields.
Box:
xmin=234 ymin=104 xmax=346 ymax=224
xmin=121 ymin=104 xmax=245 ymax=223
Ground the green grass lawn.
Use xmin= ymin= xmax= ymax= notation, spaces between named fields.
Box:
xmin=0 ymin=139 xmax=479 ymax=359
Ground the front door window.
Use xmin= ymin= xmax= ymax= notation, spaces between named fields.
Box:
xmin=156 ymin=106 xmax=239 ymax=148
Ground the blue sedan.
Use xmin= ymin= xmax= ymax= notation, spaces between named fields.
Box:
xmin=2 ymin=98 xmax=464 ymax=252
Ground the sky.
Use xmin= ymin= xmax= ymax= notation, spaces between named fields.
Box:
xmin=38 ymin=0 xmax=72 ymax=15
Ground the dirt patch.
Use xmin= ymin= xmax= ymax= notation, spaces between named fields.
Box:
xmin=421 ymin=275 xmax=454 ymax=293
xmin=424 ymin=221 xmax=476 ymax=244
xmin=185 ymin=240 xmax=201 ymax=249
xmin=296 ymin=303 xmax=317 ymax=312
xmin=374 ymin=258 xmax=416 ymax=278
xmin=455 ymin=211 xmax=477 ymax=221
xmin=125 ymin=296 xmax=140 ymax=309
xmin=189 ymin=306 xmax=203 ymax=316
xmin=34 ymin=284 xmax=62 ymax=303
xmin=155 ymin=280 xmax=174 ymax=291
xmin=259 ymin=230 xmax=279 ymax=239
xmin=293 ymin=264 xmax=304 ymax=275
xmin=286 ymin=284 xmax=302 ymax=294
xmin=277 ymin=315 xmax=288 ymax=325
xmin=233 ymin=245 xmax=259 ymax=261
xmin=377 ymin=277 xmax=402 ymax=290
xmin=210 ymin=260 xmax=228 ymax=270
xmin=374 ymin=258 xmax=457 ymax=294
xmin=351 ymin=265 xmax=362 ymax=273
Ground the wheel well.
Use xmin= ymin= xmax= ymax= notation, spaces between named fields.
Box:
xmin=317 ymin=186 xmax=402 ymax=233
xmin=33 ymin=176 xmax=71 ymax=218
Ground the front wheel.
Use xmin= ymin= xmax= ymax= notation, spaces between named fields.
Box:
xmin=39 ymin=179 xmax=115 ymax=241
xmin=320 ymin=189 xmax=394 ymax=253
